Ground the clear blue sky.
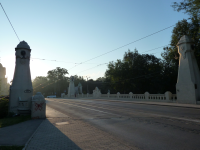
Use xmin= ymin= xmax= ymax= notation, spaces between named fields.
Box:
xmin=0 ymin=0 xmax=189 ymax=83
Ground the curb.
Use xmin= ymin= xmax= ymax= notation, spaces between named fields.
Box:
xmin=22 ymin=119 xmax=45 ymax=150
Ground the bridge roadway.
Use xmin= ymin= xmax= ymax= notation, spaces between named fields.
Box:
xmin=46 ymin=98 xmax=200 ymax=150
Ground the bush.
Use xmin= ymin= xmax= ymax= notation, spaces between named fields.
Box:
xmin=0 ymin=98 xmax=9 ymax=119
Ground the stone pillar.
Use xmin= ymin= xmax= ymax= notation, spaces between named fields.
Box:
xmin=165 ymin=91 xmax=172 ymax=101
xmin=31 ymin=92 xmax=46 ymax=119
xmin=68 ymin=76 xmax=75 ymax=98
xmin=117 ymin=92 xmax=120 ymax=98
xmin=176 ymin=35 xmax=200 ymax=104
xmin=129 ymin=92 xmax=133 ymax=99
xmin=144 ymin=92 xmax=149 ymax=100
xmin=61 ymin=93 xmax=65 ymax=98
xmin=9 ymin=41 xmax=33 ymax=114
xmin=107 ymin=92 xmax=110 ymax=98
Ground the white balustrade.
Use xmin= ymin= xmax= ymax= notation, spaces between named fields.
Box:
xmin=61 ymin=91 xmax=177 ymax=103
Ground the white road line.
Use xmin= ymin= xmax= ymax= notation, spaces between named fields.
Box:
xmin=49 ymin=100 xmax=118 ymax=116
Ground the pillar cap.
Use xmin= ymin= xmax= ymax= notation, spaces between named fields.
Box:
xmin=15 ymin=41 xmax=31 ymax=50
xmin=177 ymin=35 xmax=194 ymax=46
xmin=32 ymin=92 xmax=44 ymax=101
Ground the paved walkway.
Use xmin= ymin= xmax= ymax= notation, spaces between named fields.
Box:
xmin=0 ymin=119 xmax=43 ymax=146
xmin=24 ymin=106 xmax=135 ymax=150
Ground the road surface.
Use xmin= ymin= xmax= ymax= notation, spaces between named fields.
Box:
xmin=46 ymin=98 xmax=200 ymax=150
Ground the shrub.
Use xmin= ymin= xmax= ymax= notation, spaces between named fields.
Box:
xmin=0 ymin=98 xmax=9 ymax=119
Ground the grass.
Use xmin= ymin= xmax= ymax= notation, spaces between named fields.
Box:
xmin=0 ymin=146 xmax=24 ymax=150
xmin=0 ymin=115 xmax=31 ymax=128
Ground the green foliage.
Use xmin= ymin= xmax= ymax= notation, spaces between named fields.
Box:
xmin=47 ymin=67 xmax=69 ymax=96
xmin=0 ymin=115 xmax=31 ymax=128
xmin=104 ymin=49 xmax=171 ymax=94
xmin=33 ymin=67 xmax=69 ymax=96
xmin=96 ymin=77 xmax=106 ymax=82
xmin=172 ymin=0 xmax=200 ymax=19
xmin=32 ymin=76 xmax=48 ymax=95
xmin=161 ymin=18 xmax=200 ymax=68
xmin=0 ymin=98 xmax=9 ymax=119
xmin=47 ymin=67 xmax=68 ymax=82
xmin=0 ymin=97 xmax=31 ymax=128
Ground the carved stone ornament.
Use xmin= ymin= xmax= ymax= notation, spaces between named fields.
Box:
xmin=21 ymin=51 xmax=26 ymax=59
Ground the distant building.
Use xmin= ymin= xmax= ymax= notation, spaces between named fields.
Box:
xmin=0 ymin=63 xmax=9 ymax=96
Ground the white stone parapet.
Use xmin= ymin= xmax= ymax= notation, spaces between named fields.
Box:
xmin=92 ymin=92 xmax=177 ymax=102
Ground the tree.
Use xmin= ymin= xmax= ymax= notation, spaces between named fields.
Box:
xmin=172 ymin=0 xmax=200 ymax=19
xmin=161 ymin=18 xmax=200 ymax=68
xmin=104 ymin=49 xmax=165 ymax=94
xmin=96 ymin=77 xmax=105 ymax=82
xmin=47 ymin=67 xmax=69 ymax=96
xmin=32 ymin=76 xmax=48 ymax=95
xmin=47 ymin=67 xmax=68 ymax=81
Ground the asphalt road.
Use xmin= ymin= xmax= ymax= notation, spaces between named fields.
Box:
xmin=46 ymin=98 xmax=200 ymax=150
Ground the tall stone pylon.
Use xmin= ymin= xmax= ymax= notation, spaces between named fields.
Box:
xmin=9 ymin=41 xmax=33 ymax=114
xmin=176 ymin=35 xmax=200 ymax=104
xmin=68 ymin=76 xmax=75 ymax=98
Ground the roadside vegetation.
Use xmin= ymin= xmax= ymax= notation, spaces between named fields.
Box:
xmin=0 ymin=97 xmax=31 ymax=128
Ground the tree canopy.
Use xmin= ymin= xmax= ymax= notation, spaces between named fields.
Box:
xmin=172 ymin=0 xmax=200 ymax=19
xmin=161 ymin=18 xmax=200 ymax=68
xmin=104 ymin=49 xmax=173 ymax=94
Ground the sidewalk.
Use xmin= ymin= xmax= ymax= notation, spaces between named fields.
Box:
xmin=0 ymin=119 xmax=43 ymax=146
xmin=24 ymin=106 xmax=135 ymax=150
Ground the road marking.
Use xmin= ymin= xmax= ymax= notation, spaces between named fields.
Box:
xmin=47 ymin=99 xmax=200 ymax=123
xmin=48 ymin=100 xmax=119 ymax=116
xmin=56 ymin=122 xmax=69 ymax=125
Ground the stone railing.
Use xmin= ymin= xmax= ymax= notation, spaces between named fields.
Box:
xmin=61 ymin=91 xmax=177 ymax=102
xmin=103 ymin=91 xmax=177 ymax=102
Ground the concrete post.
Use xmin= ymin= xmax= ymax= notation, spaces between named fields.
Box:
xmin=165 ymin=91 xmax=172 ymax=101
xmin=129 ymin=92 xmax=133 ymax=99
xmin=144 ymin=92 xmax=149 ymax=100
xmin=107 ymin=92 xmax=110 ymax=98
xmin=117 ymin=92 xmax=120 ymax=99
xmin=176 ymin=35 xmax=200 ymax=104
